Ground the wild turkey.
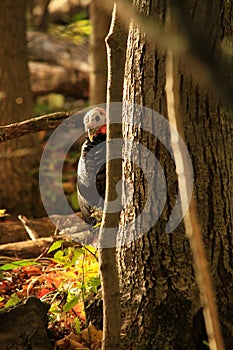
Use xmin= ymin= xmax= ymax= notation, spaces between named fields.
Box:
xmin=77 ymin=107 xmax=106 ymax=225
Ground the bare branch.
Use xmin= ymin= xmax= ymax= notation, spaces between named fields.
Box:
xmin=0 ymin=110 xmax=85 ymax=143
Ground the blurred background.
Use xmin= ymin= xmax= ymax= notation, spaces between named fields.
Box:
xmin=0 ymin=0 xmax=112 ymax=218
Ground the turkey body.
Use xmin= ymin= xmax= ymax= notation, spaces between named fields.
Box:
xmin=77 ymin=133 xmax=106 ymax=225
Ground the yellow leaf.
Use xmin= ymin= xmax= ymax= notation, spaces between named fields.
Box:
xmin=0 ymin=209 xmax=9 ymax=217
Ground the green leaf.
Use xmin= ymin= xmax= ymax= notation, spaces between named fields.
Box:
xmin=5 ymin=293 xmax=21 ymax=308
xmin=53 ymin=249 xmax=65 ymax=262
xmin=71 ymin=248 xmax=84 ymax=265
xmin=85 ymin=245 xmax=97 ymax=255
xmin=73 ymin=10 xmax=88 ymax=22
xmin=203 ymin=340 xmax=210 ymax=348
xmin=69 ymin=192 xmax=79 ymax=211
xmin=0 ymin=259 xmax=36 ymax=271
xmin=63 ymin=294 xmax=79 ymax=312
xmin=74 ymin=317 xmax=81 ymax=334
xmin=87 ymin=277 xmax=101 ymax=294
xmin=48 ymin=240 xmax=64 ymax=253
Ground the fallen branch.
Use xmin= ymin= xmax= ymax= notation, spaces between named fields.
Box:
xmin=0 ymin=217 xmax=56 ymax=244
xmin=0 ymin=213 xmax=88 ymax=245
xmin=29 ymin=61 xmax=89 ymax=98
xmin=27 ymin=31 xmax=89 ymax=73
xmin=0 ymin=237 xmax=68 ymax=259
xmin=27 ymin=31 xmax=90 ymax=97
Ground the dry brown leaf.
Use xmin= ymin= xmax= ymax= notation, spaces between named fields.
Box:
xmin=56 ymin=332 xmax=89 ymax=350
xmin=81 ymin=324 xmax=102 ymax=349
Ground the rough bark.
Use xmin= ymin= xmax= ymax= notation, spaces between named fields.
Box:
xmin=118 ymin=0 xmax=232 ymax=349
xmin=177 ymin=2 xmax=233 ymax=348
xmin=0 ymin=0 xmax=43 ymax=217
xmin=165 ymin=23 xmax=224 ymax=350
xmin=89 ymin=0 xmax=112 ymax=104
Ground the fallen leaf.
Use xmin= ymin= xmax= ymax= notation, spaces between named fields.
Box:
xmin=0 ymin=209 xmax=10 ymax=217
xmin=56 ymin=332 xmax=89 ymax=350
xmin=38 ymin=287 xmax=55 ymax=298
xmin=81 ymin=324 xmax=102 ymax=346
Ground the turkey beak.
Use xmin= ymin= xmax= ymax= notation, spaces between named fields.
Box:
xmin=88 ymin=128 xmax=96 ymax=142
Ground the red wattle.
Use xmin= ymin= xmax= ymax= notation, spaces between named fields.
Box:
xmin=97 ymin=125 xmax=107 ymax=135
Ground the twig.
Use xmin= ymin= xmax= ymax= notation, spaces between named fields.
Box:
xmin=18 ymin=215 xmax=39 ymax=241
xmin=84 ymin=246 xmax=98 ymax=262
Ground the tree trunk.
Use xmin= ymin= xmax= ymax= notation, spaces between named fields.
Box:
xmin=89 ymin=0 xmax=112 ymax=105
xmin=28 ymin=0 xmax=50 ymax=31
xmin=119 ymin=1 xmax=232 ymax=349
xmin=0 ymin=0 xmax=44 ymax=217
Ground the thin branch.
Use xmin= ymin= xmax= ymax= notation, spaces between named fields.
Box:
xmin=98 ymin=2 xmax=128 ymax=350
xmin=165 ymin=7 xmax=225 ymax=350
xmin=18 ymin=215 xmax=39 ymax=241
xmin=0 ymin=110 xmax=84 ymax=143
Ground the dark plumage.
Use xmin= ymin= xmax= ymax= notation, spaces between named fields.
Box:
xmin=77 ymin=108 xmax=106 ymax=225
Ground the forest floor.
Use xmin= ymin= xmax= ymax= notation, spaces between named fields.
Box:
xmin=0 ymin=242 xmax=102 ymax=349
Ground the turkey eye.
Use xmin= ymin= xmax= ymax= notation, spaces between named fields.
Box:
xmin=95 ymin=115 xmax=100 ymax=122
